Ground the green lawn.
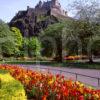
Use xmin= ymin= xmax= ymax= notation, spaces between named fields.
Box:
xmin=0 ymin=70 xmax=27 ymax=100
xmin=1 ymin=60 xmax=100 ymax=69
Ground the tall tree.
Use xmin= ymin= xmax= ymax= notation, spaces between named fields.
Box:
xmin=11 ymin=27 xmax=23 ymax=48
xmin=70 ymin=0 xmax=100 ymax=63
xmin=0 ymin=20 xmax=17 ymax=57
xmin=40 ymin=22 xmax=67 ymax=62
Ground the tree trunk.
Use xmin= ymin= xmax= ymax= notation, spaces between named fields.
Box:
xmin=55 ymin=40 xmax=63 ymax=62
xmin=88 ymin=53 xmax=93 ymax=63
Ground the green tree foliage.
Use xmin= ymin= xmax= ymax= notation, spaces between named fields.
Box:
xmin=41 ymin=40 xmax=54 ymax=57
xmin=67 ymin=0 xmax=100 ymax=63
xmin=0 ymin=20 xmax=12 ymax=38
xmin=0 ymin=20 xmax=17 ymax=57
xmin=40 ymin=22 xmax=66 ymax=62
xmin=16 ymin=38 xmax=29 ymax=57
xmin=20 ymin=37 xmax=41 ymax=57
xmin=2 ymin=41 xmax=16 ymax=57
xmin=10 ymin=27 xmax=23 ymax=57
xmin=11 ymin=27 xmax=23 ymax=48
xmin=92 ymin=40 xmax=100 ymax=56
xmin=28 ymin=37 xmax=41 ymax=57
xmin=65 ymin=19 xmax=100 ymax=60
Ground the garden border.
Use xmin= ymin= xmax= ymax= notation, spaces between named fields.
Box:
xmin=28 ymin=66 xmax=100 ymax=88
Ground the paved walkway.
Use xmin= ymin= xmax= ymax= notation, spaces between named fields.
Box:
xmin=19 ymin=64 xmax=100 ymax=89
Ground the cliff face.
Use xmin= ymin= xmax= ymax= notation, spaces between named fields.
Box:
xmin=9 ymin=0 xmax=69 ymax=37
xmin=9 ymin=8 xmax=59 ymax=37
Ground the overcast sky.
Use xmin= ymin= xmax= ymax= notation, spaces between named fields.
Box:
xmin=0 ymin=0 xmax=76 ymax=22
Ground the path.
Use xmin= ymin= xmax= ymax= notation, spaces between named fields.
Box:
xmin=19 ymin=64 xmax=100 ymax=89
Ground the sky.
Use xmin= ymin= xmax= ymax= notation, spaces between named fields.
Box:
xmin=0 ymin=0 xmax=75 ymax=22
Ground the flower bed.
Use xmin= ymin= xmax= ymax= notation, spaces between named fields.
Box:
xmin=64 ymin=55 xmax=88 ymax=60
xmin=0 ymin=65 xmax=100 ymax=100
xmin=0 ymin=69 xmax=27 ymax=100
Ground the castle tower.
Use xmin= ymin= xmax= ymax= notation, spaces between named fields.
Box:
xmin=52 ymin=0 xmax=58 ymax=4
xmin=52 ymin=0 xmax=61 ymax=8
xmin=38 ymin=0 xmax=42 ymax=7
xmin=35 ymin=0 xmax=67 ymax=17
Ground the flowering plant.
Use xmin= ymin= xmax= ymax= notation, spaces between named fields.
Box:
xmin=0 ymin=65 xmax=100 ymax=100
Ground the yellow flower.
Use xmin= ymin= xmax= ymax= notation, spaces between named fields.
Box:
xmin=79 ymin=83 xmax=84 ymax=87
xmin=88 ymin=86 xmax=93 ymax=90
xmin=78 ymin=88 xmax=83 ymax=94
xmin=94 ymin=94 xmax=99 ymax=99
xmin=76 ymin=81 xmax=80 ymax=85
xmin=48 ymin=79 xmax=54 ymax=85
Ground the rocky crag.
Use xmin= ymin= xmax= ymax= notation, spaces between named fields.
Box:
xmin=9 ymin=0 xmax=69 ymax=37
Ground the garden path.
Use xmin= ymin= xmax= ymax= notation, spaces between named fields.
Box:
xmin=19 ymin=64 xmax=100 ymax=89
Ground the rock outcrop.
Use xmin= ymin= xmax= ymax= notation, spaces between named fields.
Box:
xmin=9 ymin=0 xmax=69 ymax=37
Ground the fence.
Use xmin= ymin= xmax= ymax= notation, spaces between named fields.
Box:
xmin=27 ymin=66 xmax=100 ymax=88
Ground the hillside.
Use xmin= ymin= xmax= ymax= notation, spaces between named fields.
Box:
xmin=9 ymin=12 xmax=59 ymax=37
xmin=9 ymin=0 xmax=70 ymax=37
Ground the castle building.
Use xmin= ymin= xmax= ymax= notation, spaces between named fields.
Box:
xmin=34 ymin=0 xmax=67 ymax=17
xmin=10 ymin=0 xmax=69 ymax=37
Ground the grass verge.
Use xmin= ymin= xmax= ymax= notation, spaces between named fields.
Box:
xmin=0 ymin=60 xmax=100 ymax=69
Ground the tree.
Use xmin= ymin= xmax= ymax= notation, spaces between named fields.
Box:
xmin=11 ymin=27 xmax=23 ymax=48
xmin=28 ymin=37 xmax=41 ymax=57
xmin=40 ymin=22 xmax=67 ymax=62
xmin=10 ymin=27 xmax=23 ymax=57
xmin=92 ymin=38 xmax=100 ymax=56
xmin=20 ymin=37 xmax=41 ymax=57
xmin=70 ymin=0 xmax=100 ymax=63
xmin=18 ymin=37 xmax=29 ymax=57
xmin=0 ymin=20 xmax=17 ymax=57
xmin=2 ymin=41 xmax=16 ymax=57
xmin=41 ymin=40 xmax=54 ymax=57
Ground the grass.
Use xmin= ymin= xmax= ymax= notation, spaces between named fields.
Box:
xmin=1 ymin=60 xmax=100 ymax=69
xmin=42 ymin=61 xmax=100 ymax=69
xmin=0 ymin=70 xmax=27 ymax=100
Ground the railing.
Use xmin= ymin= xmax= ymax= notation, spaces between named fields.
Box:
xmin=26 ymin=66 xmax=100 ymax=88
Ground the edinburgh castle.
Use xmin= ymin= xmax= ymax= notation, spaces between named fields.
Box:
xmin=9 ymin=0 xmax=69 ymax=36
xmin=34 ymin=0 xmax=67 ymax=17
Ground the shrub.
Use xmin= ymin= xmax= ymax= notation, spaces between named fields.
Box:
xmin=28 ymin=37 xmax=41 ymax=57
xmin=0 ymin=69 xmax=27 ymax=100
xmin=21 ymin=37 xmax=41 ymax=57
xmin=0 ymin=20 xmax=20 ymax=57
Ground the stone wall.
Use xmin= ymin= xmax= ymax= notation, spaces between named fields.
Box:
xmin=34 ymin=0 xmax=67 ymax=18
xmin=51 ymin=7 xmax=67 ymax=18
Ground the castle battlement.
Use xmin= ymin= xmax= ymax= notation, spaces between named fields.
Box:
xmin=34 ymin=0 xmax=67 ymax=17
xmin=10 ymin=0 xmax=69 ymax=37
